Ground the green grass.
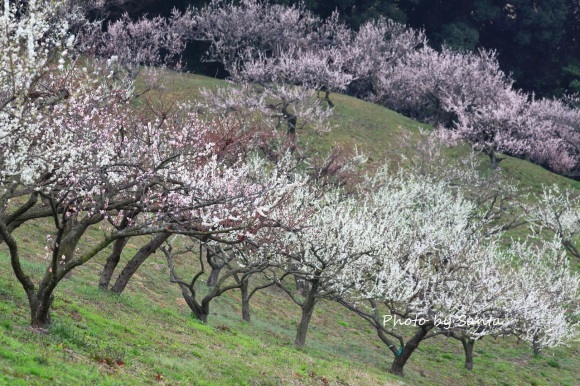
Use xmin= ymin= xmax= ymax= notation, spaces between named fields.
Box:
xmin=1 ymin=71 xmax=579 ymax=385
xmin=0 ymin=250 xmax=404 ymax=385
xmin=1 ymin=245 xmax=579 ymax=385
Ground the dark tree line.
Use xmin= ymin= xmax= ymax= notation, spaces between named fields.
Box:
xmin=394 ymin=0 xmax=579 ymax=98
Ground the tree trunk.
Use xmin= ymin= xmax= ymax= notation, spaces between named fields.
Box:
xmin=196 ymin=311 xmax=208 ymax=323
xmin=295 ymin=304 xmax=314 ymax=347
xmin=180 ymin=286 xmax=209 ymax=323
xmin=295 ymin=275 xmax=306 ymax=296
xmin=190 ymin=303 xmax=209 ymax=323
xmin=28 ymin=292 xmax=53 ymax=329
xmin=110 ymin=232 xmax=169 ymax=294
xmin=388 ymin=325 xmax=432 ymax=377
xmin=533 ymin=336 xmax=542 ymax=356
xmin=488 ymin=150 xmax=502 ymax=169
xmin=490 ymin=153 xmax=498 ymax=169
xmin=294 ymin=279 xmax=319 ymax=347
xmin=99 ymin=237 xmax=128 ymax=290
xmin=282 ymin=104 xmax=297 ymax=139
xmin=389 ymin=355 xmax=407 ymax=377
xmin=461 ymin=338 xmax=475 ymax=370
xmin=207 ymin=265 xmax=222 ymax=287
xmin=241 ymin=278 xmax=251 ymax=322
xmin=324 ymin=90 xmax=335 ymax=108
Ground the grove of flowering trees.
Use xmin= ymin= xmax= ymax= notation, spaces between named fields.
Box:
xmin=0 ymin=0 xmax=284 ymax=327
xmin=192 ymin=0 xmax=580 ymax=178
xmin=332 ymin=169 xmax=578 ymax=376
xmin=0 ymin=0 xmax=579 ymax=380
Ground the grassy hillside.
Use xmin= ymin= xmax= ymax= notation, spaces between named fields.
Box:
xmin=1 ymin=72 xmax=579 ymax=385
xmin=153 ymin=71 xmax=580 ymax=193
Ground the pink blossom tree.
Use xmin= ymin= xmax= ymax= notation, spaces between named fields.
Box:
xmin=96 ymin=101 xmax=275 ymax=294
xmin=76 ymin=6 xmax=195 ymax=93
xmin=379 ymin=42 xmax=580 ymax=175
xmin=378 ymin=47 xmax=510 ymax=123
xmin=193 ymin=0 xmax=354 ymax=137
xmin=159 ymin=156 xmax=309 ymax=323
xmin=345 ymin=17 xmax=426 ymax=101
xmin=379 ymin=47 xmax=528 ymax=167
xmin=524 ymin=96 xmax=580 ymax=176
xmin=193 ymin=0 xmax=320 ymax=74
xmin=451 ymin=87 xmax=533 ymax=168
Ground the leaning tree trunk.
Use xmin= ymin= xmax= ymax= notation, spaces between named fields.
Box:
xmin=98 ymin=236 xmax=129 ymax=290
xmin=389 ymin=325 xmax=432 ymax=377
xmin=3 ymin=218 xmax=62 ymax=328
xmin=294 ymin=279 xmax=319 ymax=347
xmin=1 ymin=209 xmax=114 ymax=329
xmin=461 ymin=338 xmax=475 ymax=370
xmin=205 ymin=246 xmax=226 ymax=287
xmin=29 ymin=261 xmax=73 ymax=328
xmin=98 ymin=215 xmax=133 ymax=290
xmin=180 ymin=285 xmax=209 ymax=323
xmin=110 ymin=232 xmax=170 ymax=294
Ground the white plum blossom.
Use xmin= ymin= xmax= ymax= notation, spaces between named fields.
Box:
xmin=332 ymin=168 xmax=578 ymax=376
xmin=527 ymin=185 xmax=580 ymax=259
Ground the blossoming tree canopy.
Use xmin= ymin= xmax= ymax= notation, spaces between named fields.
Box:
xmin=0 ymin=0 xmax=291 ymax=328
xmin=332 ymin=169 xmax=579 ymax=376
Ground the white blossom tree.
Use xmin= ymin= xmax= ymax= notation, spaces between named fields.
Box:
xmin=405 ymin=131 xmax=526 ymax=232
xmin=502 ymin=238 xmax=580 ymax=356
xmin=527 ymin=186 xmax=580 ymax=259
xmin=433 ymin=235 xmax=579 ymax=370
xmin=259 ymin=187 xmax=383 ymax=347
xmin=332 ymin=169 xmax=546 ymax=376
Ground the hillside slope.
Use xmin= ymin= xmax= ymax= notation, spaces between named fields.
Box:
xmin=1 ymin=72 xmax=578 ymax=385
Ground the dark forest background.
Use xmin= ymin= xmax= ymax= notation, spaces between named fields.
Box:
xmin=111 ymin=0 xmax=579 ymax=98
